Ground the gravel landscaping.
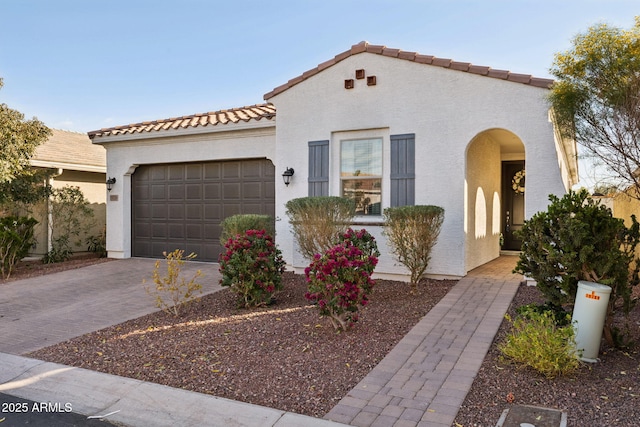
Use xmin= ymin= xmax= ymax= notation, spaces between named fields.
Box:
xmin=8 ymin=256 xmax=640 ymax=425
xmin=27 ymin=270 xmax=455 ymax=418
xmin=454 ymin=282 xmax=640 ymax=427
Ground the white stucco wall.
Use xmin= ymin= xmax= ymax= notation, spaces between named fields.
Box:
xmin=269 ymin=52 xmax=569 ymax=278
xmin=96 ymin=123 xmax=275 ymax=259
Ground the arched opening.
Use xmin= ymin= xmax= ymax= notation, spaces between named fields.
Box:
xmin=465 ymin=129 xmax=525 ymax=272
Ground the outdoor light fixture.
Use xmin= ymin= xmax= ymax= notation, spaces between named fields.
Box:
xmin=106 ymin=177 xmax=116 ymax=191
xmin=282 ymin=167 xmax=295 ymax=186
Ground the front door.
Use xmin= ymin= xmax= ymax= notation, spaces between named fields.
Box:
xmin=502 ymin=161 xmax=525 ymax=251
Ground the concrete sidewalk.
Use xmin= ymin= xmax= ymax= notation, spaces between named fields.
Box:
xmin=0 ymin=352 xmax=348 ymax=427
xmin=0 ymin=256 xmax=520 ymax=427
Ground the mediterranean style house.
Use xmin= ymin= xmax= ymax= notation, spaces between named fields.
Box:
xmin=88 ymin=42 xmax=577 ymax=279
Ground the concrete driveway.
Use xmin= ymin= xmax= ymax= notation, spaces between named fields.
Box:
xmin=0 ymin=258 xmax=222 ymax=355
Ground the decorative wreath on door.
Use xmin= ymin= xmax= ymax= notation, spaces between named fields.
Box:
xmin=512 ymin=170 xmax=525 ymax=194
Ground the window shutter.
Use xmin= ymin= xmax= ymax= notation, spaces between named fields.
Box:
xmin=308 ymin=140 xmax=329 ymax=196
xmin=390 ymin=134 xmax=415 ymax=207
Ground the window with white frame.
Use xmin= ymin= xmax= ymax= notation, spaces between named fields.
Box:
xmin=340 ymin=138 xmax=382 ymax=215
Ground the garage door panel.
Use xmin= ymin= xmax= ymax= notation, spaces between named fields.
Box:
xmin=168 ymin=205 xmax=184 ymax=219
xmin=133 ymin=159 xmax=275 ymax=262
xmin=204 ymin=183 xmax=221 ymax=200
xmin=168 ymin=224 xmax=184 ymax=239
xmin=186 ymin=164 xmax=202 ymax=180
xmin=223 ymin=182 xmax=241 ymax=199
xmin=223 ymin=162 xmax=241 ymax=178
xmin=168 ymin=184 xmax=184 ymax=200
xmin=243 ymin=182 xmax=263 ymax=198
xmin=204 ymin=205 xmax=221 ymax=220
xmin=152 ymin=223 xmax=167 ymax=239
xmin=168 ymin=165 xmax=184 ymax=180
xmin=204 ymin=163 xmax=221 ymax=179
xmin=186 ymin=224 xmax=202 ymax=239
xmin=186 ymin=184 xmax=202 ymax=200
xmin=151 ymin=168 xmax=166 ymax=180
xmin=186 ymin=204 xmax=202 ymax=219
xmin=152 ymin=184 xmax=166 ymax=200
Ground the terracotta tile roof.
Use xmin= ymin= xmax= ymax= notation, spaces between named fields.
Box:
xmin=264 ymin=41 xmax=554 ymax=99
xmin=32 ymin=129 xmax=105 ymax=172
xmin=88 ymin=103 xmax=276 ymax=140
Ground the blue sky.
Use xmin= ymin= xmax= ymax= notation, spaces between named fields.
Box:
xmin=0 ymin=0 xmax=637 ymax=137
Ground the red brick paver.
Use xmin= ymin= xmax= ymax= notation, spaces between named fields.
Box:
xmin=324 ymin=256 xmax=521 ymax=427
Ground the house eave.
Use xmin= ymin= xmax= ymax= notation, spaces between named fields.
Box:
xmin=90 ymin=118 xmax=276 ymax=145
xmin=30 ymin=160 xmax=107 ymax=174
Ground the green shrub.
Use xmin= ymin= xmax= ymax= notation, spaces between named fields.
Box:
xmin=514 ymin=189 xmax=640 ymax=346
xmin=383 ymin=205 xmax=445 ymax=293
xmin=143 ymin=249 xmax=204 ymax=317
xmin=42 ymin=235 xmax=72 ymax=264
xmin=285 ymin=197 xmax=355 ymax=261
xmin=219 ymin=214 xmax=275 ymax=244
xmin=86 ymin=227 xmax=107 ymax=257
xmin=0 ymin=216 xmax=37 ymax=279
xmin=43 ymin=186 xmax=95 ymax=263
xmin=219 ymin=229 xmax=286 ymax=308
xmin=499 ymin=308 xmax=581 ymax=379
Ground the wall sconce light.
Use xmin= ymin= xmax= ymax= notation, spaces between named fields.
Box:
xmin=106 ymin=177 xmax=116 ymax=191
xmin=282 ymin=167 xmax=295 ymax=186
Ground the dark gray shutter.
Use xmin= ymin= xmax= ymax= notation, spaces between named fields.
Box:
xmin=390 ymin=133 xmax=415 ymax=207
xmin=308 ymin=140 xmax=329 ymax=196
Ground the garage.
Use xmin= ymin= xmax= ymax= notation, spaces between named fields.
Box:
xmin=132 ymin=158 xmax=275 ymax=262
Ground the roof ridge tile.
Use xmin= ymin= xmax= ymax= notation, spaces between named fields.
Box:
xmin=263 ymin=41 xmax=554 ymax=100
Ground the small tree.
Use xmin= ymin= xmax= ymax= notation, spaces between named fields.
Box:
xmin=43 ymin=186 xmax=95 ymax=263
xmin=0 ymin=78 xmax=51 ymax=184
xmin=0 ymin=216 xmax=38 ymax=279
xmin=514 ymin=189 xmax=640 ymax=347
xmin=383 ymin=205 xmax=444 ymax=293
xmin=549 ymin=17 xmax=640 ymax=196
xmin=285 ymin=196 xmax=355 ymax=261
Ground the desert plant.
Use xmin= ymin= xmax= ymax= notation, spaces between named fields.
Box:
xmin=285 ymin=196 xmax=355 ymax=261
xmin=219 ymin=214 xmax=275 ymax=244
xmin=0 ymin=216 xmax=37 ymax=278
xmin=499 ymin=308 xmax=581 ymax=379
xmin=305 ymin=228 xmax=379 ymax=331
xmin=514 ymin=189 xmax=640 ymax=346
xmin=383 ymin=205 xmax=445 ymax=293
xmin=143 ymin=249 xmax=203 ymax=317
xmin=219 ymin=229 xmax=286 ymax=308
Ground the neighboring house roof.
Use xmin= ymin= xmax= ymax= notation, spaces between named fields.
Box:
xmin=31 ymin=129 xmax=106 ymax=173
xmin=263 ymin=41 xmax=554 ymax=99
xmin=88 ymin=104 xmax=276 ymax=140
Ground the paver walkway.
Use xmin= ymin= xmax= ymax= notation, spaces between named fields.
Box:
xmin=324 ymin=256 xmax=521 ymax=427
xmin=0 ymin=258 xmax=221 ymax=355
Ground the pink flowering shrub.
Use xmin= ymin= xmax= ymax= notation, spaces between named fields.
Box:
xmin=304 ymin=228 xmax=379 ymax=331
xmin=219 ymin=229 xmax=286 ymax=308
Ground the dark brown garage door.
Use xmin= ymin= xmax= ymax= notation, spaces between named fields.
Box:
xmin=132 ymin=159 xmax=275 ymax=262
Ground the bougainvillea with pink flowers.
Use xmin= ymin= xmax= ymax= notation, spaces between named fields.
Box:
xmin=219 ymin=229 xmax=286 ymax=308
xmin=304 ymin=228 xmax=379 ymax=331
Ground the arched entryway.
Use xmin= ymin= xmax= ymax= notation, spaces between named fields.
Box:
xmin=465 ymin=129 xmax=525 ymax=272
